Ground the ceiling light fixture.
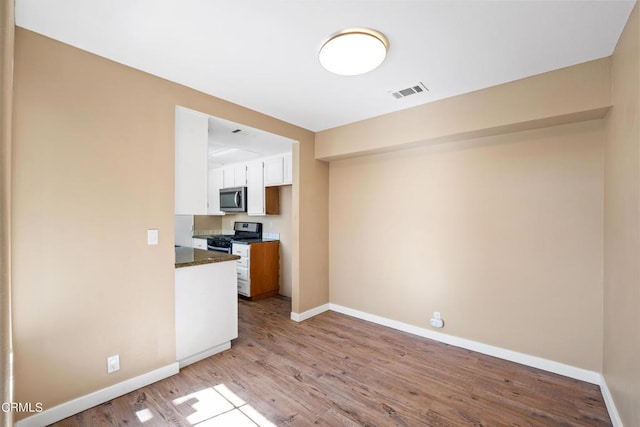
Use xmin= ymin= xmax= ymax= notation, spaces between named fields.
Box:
xmin=319 ymin=28 xmax=389 ymax=76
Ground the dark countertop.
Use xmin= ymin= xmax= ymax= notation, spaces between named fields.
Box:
xmin=228 ymin=238 xmax=279 ymax=244
xmin=192 ymin=235 xmax=279 ymax=244
xmin=175 ymin=246 xmax=240 ymax=268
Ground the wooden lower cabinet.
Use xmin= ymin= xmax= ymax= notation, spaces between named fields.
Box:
xmin=232 ymin=241 xmax=280 ymax=300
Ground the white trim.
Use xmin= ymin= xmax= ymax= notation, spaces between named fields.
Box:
xmin=600 ymin=375 xmax=623 ymax=426
xmin=178 ymin=342 xmax=231 ymax=368
xmin=16 ymin=363 xmax=179 ymax=427
xmin=329 ymin=303 xmax=601 ymax=384
xmin=290 ymin=303 xmax=330 ymax=322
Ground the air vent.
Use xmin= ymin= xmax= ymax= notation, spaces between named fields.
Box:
xmin=390 ymin=82 xmax=429 ymax=99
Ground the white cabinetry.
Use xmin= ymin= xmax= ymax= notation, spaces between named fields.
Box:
xmin=264 ymin=156 xmax=284 ymax=187
xmin=207 ymin=168 xmax=225 ymax=215
xmin=222 ymin=164 xmax=247 ymax=188
xmin=233 ymin=243 xmax=251 ymax=297
xmin=174 ymin=215 xmax=194 ymax=247
xmin=247 ymin=161 xmax=265 ymax=216
xmin=175 ymin=107 xmax=209 ymax=215
xmin=175 ymin=260 xmax=238 ymax=367
xmin=209 ymin=151 xmax=290 ymax=216
xmin=222 ymin=167 xmax=234 ymax=188
xmin=283 ymin=152 xmax=292 ymax=185
xmin=192 ymin=238 xmax=207 ymax=250
xmin=264 ymin=153 xmax=293 ymax=187
xmin=234 ymin=165 xmax=247 ymax=186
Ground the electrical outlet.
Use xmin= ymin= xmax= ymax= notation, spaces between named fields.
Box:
xmin=430 ymin=311 xmax=444 ymax=328
xmin=107 ymin=354 xmax=120 ymax=374
xmin=430 ymin=317 xmax=444 ymax=328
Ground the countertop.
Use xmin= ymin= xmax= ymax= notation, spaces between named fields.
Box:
xmin=175 ymin=246 xmax=240 ymax=268
xmin=192 ymin=235 xmax=279 ymax=244
xmin=226 ymin=238 xmax=279 ymax=244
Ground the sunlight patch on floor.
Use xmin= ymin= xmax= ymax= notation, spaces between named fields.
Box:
xmin=168 ymin=384 xmax=276 ymax=426
xmin=135 ymin=408 xmax=154 ymax=423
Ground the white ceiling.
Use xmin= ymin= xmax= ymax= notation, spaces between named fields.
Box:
xmin=206 ymin=114 xmax=293 ymax=168
xmin=16 ymin=0 xmax=636 ymax=132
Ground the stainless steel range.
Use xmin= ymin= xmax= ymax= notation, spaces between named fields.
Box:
xmin=207 ymin=222 xmax=263 ymax=253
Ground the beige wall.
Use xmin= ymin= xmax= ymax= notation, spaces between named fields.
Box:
xmin=321 ymin=57 xmax=612 ymax=373
xmin=329 ymin=120 xmax=604 ymax=370
xmin=319 ymin=57 xmax=617 ymax=374
xmin=0 ymin=0 xmax=14 ymax=425
xmin=316 ymin=58 xmax=611 ymax=161
xmin=604 ymin=3 xmax=640 ymax=426
xmin=315 ymin=58 xmax=611 ymax=160
xmin=196 ymin=184 xmax=294 ymax=297
xmin=12 ymin=28 xmax=328 ymax=416
xmin=297 ymin=139 xmax=330 ymax=312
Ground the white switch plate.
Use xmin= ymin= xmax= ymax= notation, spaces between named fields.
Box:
xmin=147 ymin=229 xmax=159 ymax=245
xmin=107 ymin=354 xmax=120 ymax=373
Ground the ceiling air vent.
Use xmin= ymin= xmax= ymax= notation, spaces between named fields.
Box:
xmin=390 ymin=82 xmax=429 ymax=99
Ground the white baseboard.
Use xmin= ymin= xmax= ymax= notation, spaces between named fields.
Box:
xmin=290 ymin=303 xmax=330 ymax=322
xmin=600 ymin=375 xmax=623 ymax=426
xmin=327 ymin=303 xmax=601 ymax=385
xmin=16 ymin=362 xmax=179 ymax=427
xmin=178 ymin=342 xmax=231 ymax=368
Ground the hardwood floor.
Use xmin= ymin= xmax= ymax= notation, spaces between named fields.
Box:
xmin=52 ymin=296 xmax=611 ymax=426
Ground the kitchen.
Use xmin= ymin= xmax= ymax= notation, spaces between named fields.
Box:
xmin=173 ymin=106 xmax=294 ymax=367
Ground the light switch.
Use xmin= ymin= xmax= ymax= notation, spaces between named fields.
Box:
xmin=147 ymin=229 xmax=159 ymax=245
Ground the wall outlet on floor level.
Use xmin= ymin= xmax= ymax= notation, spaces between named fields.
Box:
xmin=107 ymin=354 xmax=120 ymax=374
xmin=430 ymin=312 xmax=444 ymax=328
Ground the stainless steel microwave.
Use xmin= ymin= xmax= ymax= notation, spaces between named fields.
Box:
xmin=220 ymin=186 xmax=247 ymax=212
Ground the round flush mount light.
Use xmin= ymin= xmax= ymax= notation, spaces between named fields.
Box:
xmin=319 ymin=28 xmax=389 ymax=76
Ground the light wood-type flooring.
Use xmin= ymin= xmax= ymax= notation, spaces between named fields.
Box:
xmin=52 ymin=296 xmax=611 ymax=426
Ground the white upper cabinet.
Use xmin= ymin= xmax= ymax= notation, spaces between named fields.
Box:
xmin=283 ymin=152 xmax=292 ymax=185
xmin=234 ymin=164 xmax=247 ymax=186
xmin=264 ymin=156 xmax=284 ymax=187
xmin=207 ymin=168 xmax=225 ymax=215
xmin=264 ymin=153 xmax=292 ymax=187
xmin=177 ymin=105 xmax=292 ymax=216
xmin=175 ymin=107 xmax=209 ymax=215
xmin=222 ymin=167 xmax=234 ymax=188
xmin=246 ymin=160 xmax=265 ymax=216
xmin=222 ymin=164 xmax=247 ymax=188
